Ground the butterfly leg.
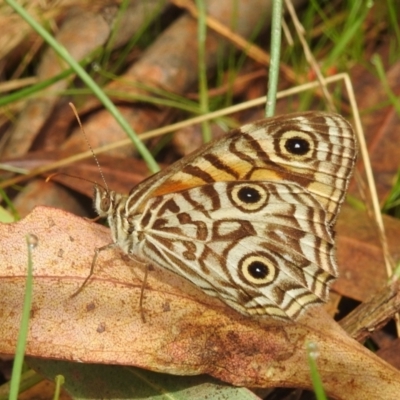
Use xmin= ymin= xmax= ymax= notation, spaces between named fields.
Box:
xmin=123 ymin=253 xmax=149 ymax=323
xmin=70 ymin=242 xmax=117 ymax=298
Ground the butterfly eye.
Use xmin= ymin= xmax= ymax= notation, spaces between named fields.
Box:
xmin=285 ymin=137 xmax=310 ymax=155
xmin=239 ymin=254 xmax=277 ymax=285
xmin=229 ymin=183 xmax=268 ymax=212
xmin=101 ymin=196 xmax=111 ymax=212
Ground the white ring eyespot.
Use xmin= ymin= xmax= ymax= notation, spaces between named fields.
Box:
xmin=229 ymin=183 xmax=269 ymax=212
xmin=278 ymin=130 xmax=315 ymax=161
xmin=239 ymin=254 xmax=277 ymax=285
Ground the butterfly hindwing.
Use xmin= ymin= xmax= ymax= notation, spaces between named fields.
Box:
xmin=137 ymin=181 xmax=337 ymax=319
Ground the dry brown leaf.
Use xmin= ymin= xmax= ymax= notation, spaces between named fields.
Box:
xmin=350 ymin=60 xmax=400 ymax=201
xmin=334 ymin=205 xmax=400 ymax=302
xmin=55 ymin=157 xmax=152 ymax=198
xmin=2 ymin=152 xmax=153 ymax=199
xmin=3 ymin=9 xmax=112 ymax=159
xmin=11 ymin=180 xmax=87 ymax=218
xmin=4 ymin=0 xmax=168 ymax=159
xmin=1 ymin=207 xmax=400 ymax=398
xmin=61 ymin=0 xmax=305 ymax=153
xmin=377 ymin=338 xmax=400 ymax=370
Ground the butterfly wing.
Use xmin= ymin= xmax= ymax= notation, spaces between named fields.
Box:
xmin=103 ymin=112 xmax=356 ymax=319
xmin=132 ymin=112 xmax=357 ymax=226
xmin=137 ymin=181 xmax=336 ymax=319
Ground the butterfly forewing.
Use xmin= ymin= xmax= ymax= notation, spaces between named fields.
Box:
xmin=144 ymin=112 xmax=356 ymax=225
xmin=93 ymin=111 xmax=357 ymax=320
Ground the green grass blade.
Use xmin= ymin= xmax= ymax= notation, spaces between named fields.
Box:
xmin=372 ymin=54 xmax=400 ymax=116
xmin=307 ymin=342 xmax=327 ymax=400
xmin=265 ymin=0 xmax=283 ymax=117
xmin=196 ymin=0 xmax=212 ymax=143
xmin=8 ymin=235 xmax=35 ymax=400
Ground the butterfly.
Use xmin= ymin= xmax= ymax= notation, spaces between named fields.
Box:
xmin=92 ymin=111 xmax=357 ymax=320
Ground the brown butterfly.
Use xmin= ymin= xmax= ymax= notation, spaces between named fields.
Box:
xmin=89 ymin=111 xmax=357 ymax=320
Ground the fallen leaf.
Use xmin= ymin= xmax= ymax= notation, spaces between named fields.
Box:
xmin=334 ymin=205 xmax=400 ymax=302
xmin=377 ymin=338 xmax=400 ymax=370
xmin=26 ymin=360 xmax=260 ymax=400
xmin=1 ymin=207 xmax=400 ymax=398
xmin=3 ymin=9 xmax=112 ymax=159
xmin=351 ymin=60 xmax=400 ymax=201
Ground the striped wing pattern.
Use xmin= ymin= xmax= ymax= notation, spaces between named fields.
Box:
xmin=94 ymin=111 xmax=357 ymax=320
xmin=138 ymin=181 xmax=336 ymax=319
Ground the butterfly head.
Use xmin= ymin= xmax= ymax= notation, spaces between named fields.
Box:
xmin=93 ymin=185 xmax=126 ymax=218
xmin=93 ymin=184 xmax=137 ymax=252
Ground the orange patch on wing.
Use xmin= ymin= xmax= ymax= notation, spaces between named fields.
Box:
xmin=150 ymin=177 xmax=207 ymax=198
xmin=249 ymin=169 xmax=282 ymax=181
xmin=230 ymin=163 xmax=255 ymax=178
xmin=151 ymin=167 xmax=284 ymax=199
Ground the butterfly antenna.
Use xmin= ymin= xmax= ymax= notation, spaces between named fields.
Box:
xmin=69 ymin=102 xmax=109 ymax=192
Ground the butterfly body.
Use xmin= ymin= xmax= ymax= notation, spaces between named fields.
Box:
xmin=93 ymin=112 xmax=357 ymax=320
